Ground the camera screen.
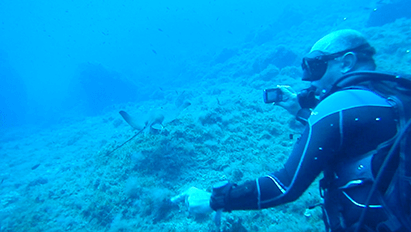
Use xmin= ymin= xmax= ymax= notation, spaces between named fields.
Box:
xmin=266 ymin=90 xmax=279 ymax=102
xmin=263 ymin=88 xmax=281 ymax=103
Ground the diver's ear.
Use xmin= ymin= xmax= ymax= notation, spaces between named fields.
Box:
xmin=340 ymin=52 xmax=357 ymax=73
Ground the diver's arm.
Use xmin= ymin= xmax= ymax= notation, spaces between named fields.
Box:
xmin=211 ymin=101 xmax=341 ymax=211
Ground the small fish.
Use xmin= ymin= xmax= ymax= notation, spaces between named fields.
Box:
xmin=31 ymin=164 xmax=41 ymax=170
xmin=158 ymin=28 xmax=163 ymax=32
xmin=152 ymin=49 xmax=157 ymax=55
xmin=227 ymin=30 xmax=233 ymax=35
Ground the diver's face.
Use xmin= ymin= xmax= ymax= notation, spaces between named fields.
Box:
xmin=311 ymin=59 xmax=343 ymax=95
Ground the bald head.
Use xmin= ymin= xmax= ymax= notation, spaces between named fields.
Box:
xmin=310 ymin=29 xmax=370 ymax=54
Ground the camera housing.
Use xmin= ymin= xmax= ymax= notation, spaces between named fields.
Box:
xmin=263 ymin=88 xmax=283 ymax=104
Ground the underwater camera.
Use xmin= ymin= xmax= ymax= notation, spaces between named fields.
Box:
xmin=263 ymin=88 xmax=283 ymax=104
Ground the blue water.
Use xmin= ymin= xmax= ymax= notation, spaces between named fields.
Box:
xmin=1 ymin=0 xmax=411 ymax=231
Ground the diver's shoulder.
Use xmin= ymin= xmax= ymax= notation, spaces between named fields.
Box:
xmin=325 ymin=88 xmax=391 ymax=107
xmin=309 ymin=88 xmax=392 ymax=124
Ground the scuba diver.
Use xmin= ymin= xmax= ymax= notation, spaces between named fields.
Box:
xmin=172 ymin=29 xmax=411 ymax=232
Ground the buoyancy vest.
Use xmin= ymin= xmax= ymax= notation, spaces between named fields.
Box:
xmin=320 ymin=71 xmax=411 ymax=232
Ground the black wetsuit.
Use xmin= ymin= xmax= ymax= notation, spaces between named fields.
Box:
xmin=212 ymin=88 xmax=401 ymax=231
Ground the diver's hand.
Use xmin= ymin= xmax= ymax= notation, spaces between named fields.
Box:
xmin=275 ymin=85 xmax=301 ymax=116
xmin=171 ymin=187 xmax=213 ymax=214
